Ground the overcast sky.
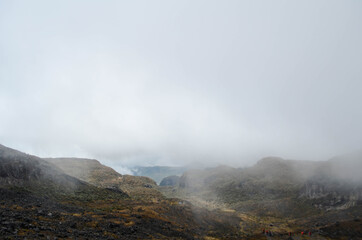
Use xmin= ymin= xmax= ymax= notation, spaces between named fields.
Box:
xmin=1 ymin=0 xmax=362 ymax=170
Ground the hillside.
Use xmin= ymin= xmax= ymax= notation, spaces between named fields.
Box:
xmin=164 ymin=157 xmax=362 ymax=212
xmin=0 ymin=144 xmax=245 ymax=239
xmin=160 ymin=157 xmax=362 ymax=238
xmin=46 ymin=158 xmax=162 ymax=200
xmin=0 ymin=144 xmax=126 ymax=200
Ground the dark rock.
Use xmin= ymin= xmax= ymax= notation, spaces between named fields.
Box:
xmin=160 ymin=175 xmax=180 ymax=187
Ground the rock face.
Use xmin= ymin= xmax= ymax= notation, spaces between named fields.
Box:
xmin=297 ymin=156 xmax=362 ymax=210
xmin=301 ymin=180 xmax=362 ymax=210
xmin=159 ymin=175 xmax=180 ymax=186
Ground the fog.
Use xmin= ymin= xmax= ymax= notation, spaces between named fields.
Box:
xmin=1 ymin=1 xmax=362 ymax=170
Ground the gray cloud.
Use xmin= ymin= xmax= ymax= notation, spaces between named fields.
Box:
xmin=1 ymin=0 xmax=362 ymax=168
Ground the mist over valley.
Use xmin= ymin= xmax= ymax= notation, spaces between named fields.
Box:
xmin=1 ymin=0 xmax=362 ymax=239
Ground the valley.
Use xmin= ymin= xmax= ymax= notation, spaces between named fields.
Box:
xmin=0 ymin=144 xmax=361 ymax=239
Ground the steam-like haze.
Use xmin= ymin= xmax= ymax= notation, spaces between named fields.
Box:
xmin=1 ymin=1 xmax=362 ymax=169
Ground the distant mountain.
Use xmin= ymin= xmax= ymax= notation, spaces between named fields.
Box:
xmin=131 ymin=166 xmax=187 ymax=184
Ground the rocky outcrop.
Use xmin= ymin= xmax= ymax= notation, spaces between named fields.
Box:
xmin=301 ymin=181 xmax=362 ymax=210
xmin=160 ymin=175 xmax=180 ymax=186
